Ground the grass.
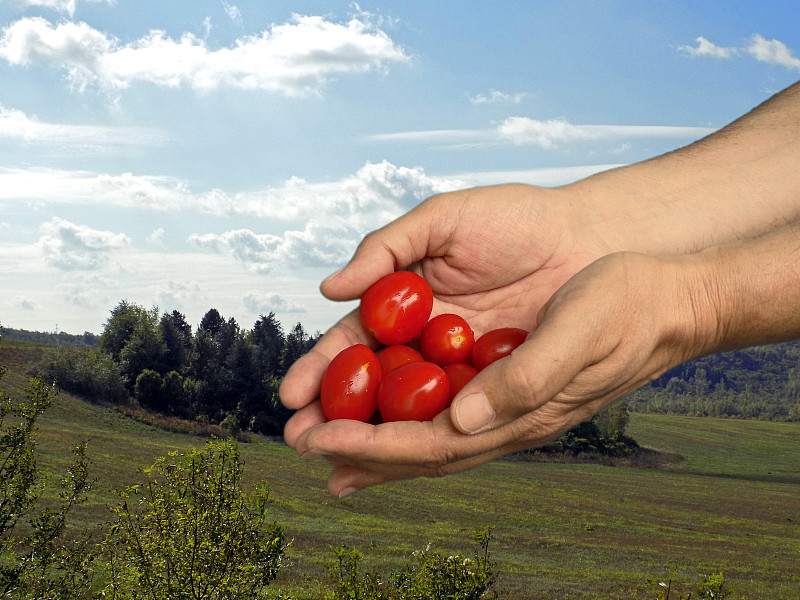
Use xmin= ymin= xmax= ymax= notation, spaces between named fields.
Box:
xmin=2 ymin=339 xmax=800 ymax=598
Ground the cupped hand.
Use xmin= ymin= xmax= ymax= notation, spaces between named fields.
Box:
xmin=278 ymin=183 xmax=660 ymax=495
xmin=283 ymin=247 xmax=706 ymax=496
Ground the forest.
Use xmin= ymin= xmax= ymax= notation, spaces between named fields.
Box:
xmin=9 ymin=301 xmax=319 ymax=437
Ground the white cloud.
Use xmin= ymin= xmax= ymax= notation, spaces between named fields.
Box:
xmin=15 ymin=296 xmax=35 ymax=311
xmin=243 ymin=291 xmax=305 ymax=314
xmin=147 ymin=227 xmax=166 ymax=247
xmin=469 ymin=89 xmax=527 ymax=105
xmin=678 ymin=36 xmax=737 ymax=59
xmin=747 ymin=34 xmax=800 ymax=71
xmin=498 ymin=117 xmax=715 ymax=147
xmin=0 ymin=14 xmax=408 ymax=96
xmin=222 ymin=1 xmax=242 ymax=25
xmin=186 ymin=160 xmax=463 ymax=272
xmin=679 ymin=33 xmax=800 ymax=72
xmin=372 ymin=119 xmax=715 ymax=149
xmin=0 ymin=104 xmax=166 ymax=147
xmin=38 ymin=217 xmax=130 ymax=270
xmin=157 ymin=279 xmax=201 ymax=311
xmin=0 ymin=167 xmax=191 ymax=209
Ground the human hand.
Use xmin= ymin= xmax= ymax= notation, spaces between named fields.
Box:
xmin=282 ymin=249 xmax=708 ymax=496
xmin=279 ymin=183 xmax=672 ymax=494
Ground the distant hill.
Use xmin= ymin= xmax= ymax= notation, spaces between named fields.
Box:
xmin=0 ymin=326 xmax=99 ymax=348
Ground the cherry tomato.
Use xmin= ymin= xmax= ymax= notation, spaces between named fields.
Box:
xmin=471 ymin=327 xmax=528 ymax=371
xmin=320 ymin=344 xmax=383 ymax=422
xmin=443 ymin=363 xmax=479 ymax=404
xmin=360 ymin=271 xmax=433 ymax=345
xmin=377 ymin=344 xmax=424 ymax=374
xmin=419 ymin=313 xmax=475 ymax=366
xmin=377 ymin=361 xmax=450 ymax=422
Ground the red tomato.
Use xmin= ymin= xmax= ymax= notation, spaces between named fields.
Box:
xmin=443 ymin=363 xmax=479 ymax=404
xmin=360 ymin=271 xmax=433 ymax=345
xmin=377 ymin=344 xmax=424 ymax=373
xmin=471 ymin=327 xmax=528 ymax=371
xmin=320 ymin=344 xmax=383 ymax=422
xmin=419 ymin=313 xmax=475 ymax=366
xmin=377 ymin=361 xmax=450 ymax=422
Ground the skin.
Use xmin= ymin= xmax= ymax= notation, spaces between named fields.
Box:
xmin=280 ymin=80 xmax=800 ymax=497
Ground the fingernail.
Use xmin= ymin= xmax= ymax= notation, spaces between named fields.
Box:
xmin=338 ymin=487 xmax=357 ymax=499
xmin=453 ymin=392 xmax=495 ymax=434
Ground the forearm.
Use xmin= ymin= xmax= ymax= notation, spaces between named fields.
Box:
xmin=676 ymin=221 xmax=800 ymax=360
xmin=569 ymin=80 xmax=800 ymax=255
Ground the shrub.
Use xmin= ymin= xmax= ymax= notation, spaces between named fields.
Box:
xmin=1 ymin=339 xmax=95 ymax=599
xmin=101 ymin=438 xmax=287 ymax=600
xmin=325 ymin=526 xmax=498 ymax=600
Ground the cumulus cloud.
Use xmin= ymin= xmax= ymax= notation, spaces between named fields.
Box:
xmin=747 ymin=34 xmax=800 ymax=71
xmin=38 ymin=217 xmax=129 ymax=270
xmin=157 ymin=280 xmax=201 ymax=311
xmin=679 ymin=33 xmax=800 ymax=71
xmin=243 ymin=291 xmax=305 ymax=314
xmin=186 ymin=161 xmax=463 ymax=271
xmin=0 ymin=104 xmax=166 ymax=147
xmin=678 ymin=36 xmax=737 ymax=58
xmin=0 ymin=14 xmax=408 ymax=95
xmin=469 ymin=89 xmax=527 ymax=105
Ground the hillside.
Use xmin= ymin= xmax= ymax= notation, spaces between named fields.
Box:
xmin=2 ymin=339 xmax=799 ymax=599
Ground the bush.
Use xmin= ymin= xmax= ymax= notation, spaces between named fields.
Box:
xmin=44 ymin=346 xmax=129 ymax=404
xmin=101 ymin=438 xmax=287 ymax=600
xmin=1 ymin=340 xmax=95 ymax=599
xmin=325 ymin=527 xmax=498 ymax=600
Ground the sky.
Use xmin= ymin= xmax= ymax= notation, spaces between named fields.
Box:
xmin=1 ymin=1 xmax=799 ymax=336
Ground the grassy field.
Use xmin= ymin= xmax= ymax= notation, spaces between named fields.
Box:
xmin=2 ymin=340 xmax=799 ymax=599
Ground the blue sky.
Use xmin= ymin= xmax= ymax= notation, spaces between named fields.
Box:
xmin=1 ymin=0 xmax=799 ymax=335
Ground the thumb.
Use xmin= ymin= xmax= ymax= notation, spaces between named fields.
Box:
xmin=320 ymin=202 xmax=442 ymax=302
xmin=450 ymin=321 xmax=592 ymax=434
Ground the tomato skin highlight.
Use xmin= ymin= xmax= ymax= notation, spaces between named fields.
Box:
xmin=377 ymin=361 xmax=450 ymax=422
xmin=320 ymin=344 xmax=383 ymax=422
xmin=360 ymin=271 xmax=434 ymax=345
xmin=443 ymin=363 xmax=479 ymax=404
xmin=376 ymin=344 xmax=424 ymax=374
xmin=419 ymin=313 xmax=475 ymax=367
xmin=471 ymin=327 xmax=528 ymax=371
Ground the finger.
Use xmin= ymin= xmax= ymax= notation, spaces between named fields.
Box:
xmin=449 ymin=310 xmax=599 ymax=434
xmin=278 ymin=308 xmax=374 ymax=410
xmin=283 ymin=400 xmax=326 ymax=450
xmin=320 ymin=200 xmax=443 ymax=302
xmin=298 ymin=409 xmax=519 ymax=472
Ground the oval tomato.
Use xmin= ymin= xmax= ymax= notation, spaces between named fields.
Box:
xmin=320 ymin=344 xmax=382 ymax=422
xmin=377 ymin=361 xmax=450 ymax=422
xmin=376 ymin=344 xmax=424 ymax=374
xmin=419 ymin=313 xmax=475 ymax=366
xmin=443 ymin=363 xmax=479 ymax=404
xmin=360 ymin=271 xmax=433 ymax=345
xmin=471 ymin=327 xmax=528 ymax=371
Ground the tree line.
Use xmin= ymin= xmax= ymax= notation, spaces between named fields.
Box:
xmin=44 ymin=301 xmax=320 ymax=436
xmin=626 ymin=340 xmax=800 ymax=421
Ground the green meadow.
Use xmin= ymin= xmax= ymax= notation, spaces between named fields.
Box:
xmin=2 ymin=340 xmax=799 ymax=599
